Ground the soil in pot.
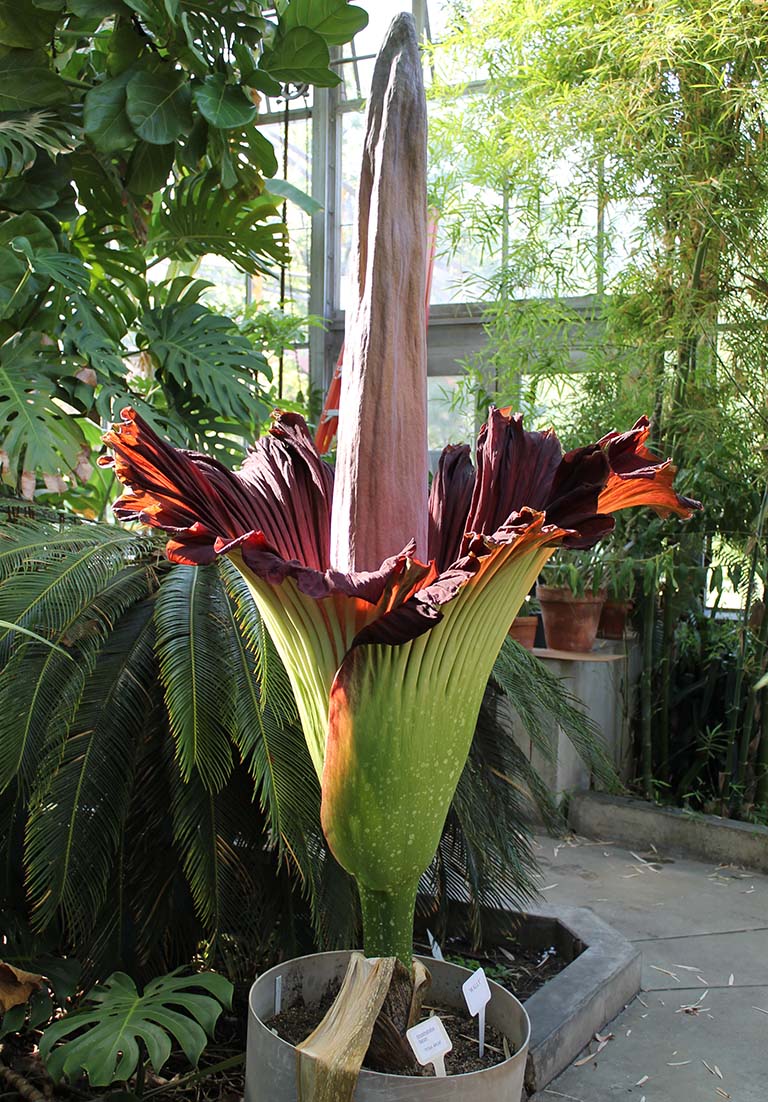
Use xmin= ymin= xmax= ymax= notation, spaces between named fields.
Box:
xmin=267 ymin=981 xmax=511 ymax=1076
xmin=266 ymin=938 xmax=566 ymax=1078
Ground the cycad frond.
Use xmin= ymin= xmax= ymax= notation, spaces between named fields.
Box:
xmin=218 ymin=558 xmax=297 ymax=725
xmin=0 ymin=521 xmax=154 ymax=648
xmin=89 ymin=712 xmax=198 ymax=984
xmin=154 ymin=564 xmax=234 ymax=792
xmin=217 ymin=560 xmax=320 ymax=867
xmin=169 ymin=758 xmax=277 ymax=951
xmin=24 ymin=599 xmax=157 ymax=939
xmin=0 ymin=564 xmax=155 ymax=793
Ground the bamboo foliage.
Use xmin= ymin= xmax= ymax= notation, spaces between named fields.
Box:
xmin=430 ymin=0 xmax=768 ymax=817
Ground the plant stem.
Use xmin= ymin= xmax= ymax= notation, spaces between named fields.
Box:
xmin=357 ymin=881 xmax=419 ymax=966
xmin=640 ymin=579 xmax=657 ymax=800
xmin=756 ymin=685 xmax=768 ymax=810
xmin=657 ymin=578 xmax=675 ymax=781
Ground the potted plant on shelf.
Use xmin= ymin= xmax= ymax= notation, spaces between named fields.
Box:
xmin=509 ymin=595 xmax=540 ymax=650
xmin=598 ymin=554 xmax=637 ymax=639
xmin=101 ymin=16 xmax=699 ymax=1101
xmin=536 ymin=548 xmax=608 ymax=653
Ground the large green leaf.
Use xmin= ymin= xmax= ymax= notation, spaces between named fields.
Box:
xmin=0 ymin=211 xmax=57 ymax=317
xmin=265 ymin=176 xmax=322 ymax=215
xmin=260 ymin=27 xmax=340 ymax=87
xmin=0 ymin=0 xmax=58 ymax=50
xmin=193 ymin=74 xmax=256 ymax=130
xmin=0 ymin=49 xmax=69 ymax=111
xmin=150 ymin=173 xmax=286 ymax=274
xmin=139 ymin=278 xmax=270 ymax=425
xmin=0 ymin=111 xmax=78 ymax=179
xmin=0 ymin=333 xmax=85 ymax=482
xmin=125 ymin=68 xmax=191 ymax=145
xmin=281 ymin=0 xmax=368 ymax=46
xmin=39 ymin=970 xmax=232 ymax=1086
xmin=83 ymin=71 xmax=136 ymax=154
xmin=125 ymin=139 xmax=173 ymax=194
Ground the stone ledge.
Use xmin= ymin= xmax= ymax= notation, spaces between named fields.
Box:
xmin=569 ymin=791 xmax=768 ymax=874
xmin=520 ymin=904 xmax=641 ymax=1094
xmin=435 ymin=901 xmax=641 ymax=1095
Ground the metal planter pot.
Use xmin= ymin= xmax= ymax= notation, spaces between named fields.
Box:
xmin=245 ymin=950 xmax=531 ymax=1102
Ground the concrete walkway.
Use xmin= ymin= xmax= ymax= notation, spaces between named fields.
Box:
xmin=529 ymin=833 xmax=768 ymax=1102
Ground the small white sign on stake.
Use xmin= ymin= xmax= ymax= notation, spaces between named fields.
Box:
xmin=462 ymin=966 xmax=492 ymax=1057
xmin=274 ymin=975 xmax=283 ymax=1015
xmin=406 ymin=1015 xmax=452 ymax=1077
xmin=426 ymin=928 xmax=444 ymax=961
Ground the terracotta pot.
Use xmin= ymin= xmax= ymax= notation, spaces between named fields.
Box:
xmin=536 ymin=585 xmax=606 ymax=653
xmin=598 ymin=599 xmax=631 ymax=640
xmin=245 ymin=950 xmax=531 ymax=1101
xmin=508 ymin=615 xmax=538 ymax=651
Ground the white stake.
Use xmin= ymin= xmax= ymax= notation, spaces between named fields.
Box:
xmin=407 ymin=1015 xmax=452 ymax=1078
xmin=462 ymin=966 xmax=492 ymax=1058
xmin=274 ymin=975 xmax=282 ymax=1014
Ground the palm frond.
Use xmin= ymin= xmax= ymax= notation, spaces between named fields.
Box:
xmin=217 ymin=559 xmax=319 ymax=863
xmin=87 ymin=707 xmax=199 ymax=984
xmin=0 ymin=564 xmax=155 ymax=793
xmin=0 ymin=524 xmax=154 ymax=648
xmin=169 ymin=758 xmax=271 ymax=948
xmin=154 ymin=563 xmax=234 ymax=792
xmin=24 ymin=599 xmax=157 ymax=939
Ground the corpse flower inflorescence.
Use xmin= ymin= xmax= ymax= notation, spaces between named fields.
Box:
xmin=101 ymin=14 xmax=700 ymax=964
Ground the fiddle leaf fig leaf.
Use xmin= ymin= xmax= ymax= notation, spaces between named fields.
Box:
xmin=126 ymin=68 xmax=192 ymax=145
xmin=83 ymin=71 xmax=136 ymax=153
xmin=0 ymin=0 xmax=58 ymax=49
xmin=281 ymin=0 xmax=369 ymax=46
xmin=39 ymin=970 xmax=232 ymax=1086
xmin=260 ymin=27 xmax=340 ymax=87
xmin=0 ymin=49 xmax=69 ymax=111
xmin=193 ymin=74 xmax=257 ymax=129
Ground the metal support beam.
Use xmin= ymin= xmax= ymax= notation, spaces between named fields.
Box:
xmin=308 ymin=84 xmax=334 ymax=394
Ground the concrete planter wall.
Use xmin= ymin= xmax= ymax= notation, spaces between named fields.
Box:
xmin=245 ymin=950 xmax=530 ymax=1101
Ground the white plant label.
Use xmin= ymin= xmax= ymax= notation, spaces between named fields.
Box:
xmin=426 ymin=928 xmax=444 ymax=961
xmin=407 ymin=1015 xmax=452 ymax=1077
xmin=274 ymin=975 xmax=282 ymax=1015
xmin=462 ymin=967 xmax=491 ymax=1057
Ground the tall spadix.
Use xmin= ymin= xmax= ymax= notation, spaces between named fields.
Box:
xmin=330 ymin=14 xmax=429 ymax=572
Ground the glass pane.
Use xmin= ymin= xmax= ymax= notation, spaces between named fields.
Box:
xmin=428 ymin=374 xmax=475 ymax=451
xmin=338 ymin=111 xmax=367 ymax=312
xmin=255 ymin=117 xmax=313 ymax=315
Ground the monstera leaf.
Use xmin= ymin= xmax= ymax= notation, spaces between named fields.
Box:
xmin=0 ymin=111 xmax=78 ymax=178
xmin=138 ymin=278 xmax=271 ymax=426
xmin=150 ymin=173 xmax=286 ymax=274
xmin=0 ymin=333 xmax=86 ymax=486
xmin=39 ymin=970 xmax=232 ymax=1086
